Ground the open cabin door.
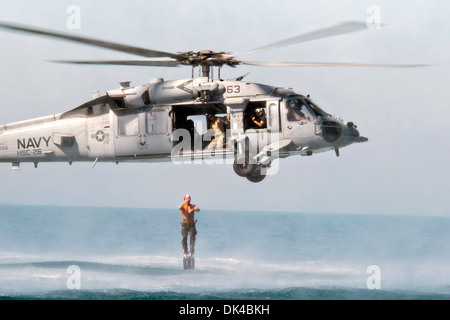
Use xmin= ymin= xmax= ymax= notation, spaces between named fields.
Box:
xmin=266 ymin=100 xmax=281 ymax=133
xmin=243 ymin=100 xmax=281 ymax=155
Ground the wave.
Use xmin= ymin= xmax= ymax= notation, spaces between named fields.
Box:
xmin=0 ymin=254 xmax=362 ymax=295
xmin=0 ymin=260 xmax=181 ymax=277
xmin=2 ymin=286 xmax=450 ymax=300
xmin=0 ymin=252 xmax=362 ymax=277
xmin=1 ymin=252 xmax=449 ymax=299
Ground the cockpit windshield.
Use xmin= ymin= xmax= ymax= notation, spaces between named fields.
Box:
xmin=304 ymin=98 xmax=329 ymax=117
xmin=286 ymin=99 xmax=315 ymax=122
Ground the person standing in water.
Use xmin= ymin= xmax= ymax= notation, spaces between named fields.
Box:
xmin=178 ymin=194 xmax=200 ymax=257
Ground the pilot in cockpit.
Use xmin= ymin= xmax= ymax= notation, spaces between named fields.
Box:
xmin=287 ymin=100 xmax=311 ymax=122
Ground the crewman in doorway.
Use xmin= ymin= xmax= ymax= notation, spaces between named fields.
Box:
xmin=205 ymin=112 xmax=230 ymax=150
xmin=251 ymin=108 xmax=266 ymax=128
xmin=178 ymin=194 xmax=200 ymax=256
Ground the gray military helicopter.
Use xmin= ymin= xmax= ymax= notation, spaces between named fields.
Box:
xmin=0 ymin=21 xmax=423 ymax=182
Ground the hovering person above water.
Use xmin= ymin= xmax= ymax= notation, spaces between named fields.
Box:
xmin=178 ymin=194 xmax=200 ymax=257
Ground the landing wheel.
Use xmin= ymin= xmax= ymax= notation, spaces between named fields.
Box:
xmin=233 ymin=155 xmax=257 ymax=177
xmin=246 ymin=167 xmax=266 ymax=183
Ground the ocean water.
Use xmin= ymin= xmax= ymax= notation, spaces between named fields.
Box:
xmin=0 ymin=205 xmax=448 ymax=300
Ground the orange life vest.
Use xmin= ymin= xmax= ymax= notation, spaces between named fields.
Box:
xmin=180 ymin=204 xmax=195 ymax=223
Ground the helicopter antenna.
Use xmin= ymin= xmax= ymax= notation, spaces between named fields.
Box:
xmin=235 ymin=72 xmax=250 ymax=81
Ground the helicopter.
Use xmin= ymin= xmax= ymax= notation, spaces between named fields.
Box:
xmin=0 ymin=21 xmax=424 ymax=183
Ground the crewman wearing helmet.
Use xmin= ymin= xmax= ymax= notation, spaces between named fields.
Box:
xmin=251 ymin=107 xmax=266 ymax=128
xmin=178 ymin=194 xmax=200 ymax=256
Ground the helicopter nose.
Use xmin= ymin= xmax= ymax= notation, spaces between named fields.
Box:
xmin=343 ymin=122 xmax=368 ymax=143
xmin=344 ymin=122 xmax=360 ymax=138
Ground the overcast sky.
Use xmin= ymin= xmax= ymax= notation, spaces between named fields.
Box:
xmin=0 ymin=0 xmax=448 ymax=216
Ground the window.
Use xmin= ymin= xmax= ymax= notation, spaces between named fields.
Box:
xmin=118 ymin=113 xmax=139 ymax=136
xmin=305 ymin=98 xmax=329 ymax=117
xmin=286 ymin=99 xmax=314 ymax=122
xmin=268 ymin=103 xmax=279 ymax=131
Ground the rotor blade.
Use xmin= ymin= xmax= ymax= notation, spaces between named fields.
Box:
xmin=0 ymin=21 xmax=179 ymax=59
xmin=50 ymin=59 xmax=181 ymax=67
xmin=239 ymin=21 xmax=369 ymax=56
xmin=240 ymin=61 xmax=429 ymax=68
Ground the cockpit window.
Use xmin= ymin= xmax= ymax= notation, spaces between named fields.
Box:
xmin=305 ymin=98 xmax=329 ymax=117
xmin=286 ymin=99 xmax=314 ymax=122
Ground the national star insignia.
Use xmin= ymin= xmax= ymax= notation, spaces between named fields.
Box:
xmin=91 ymin=130 xmax=109 ymax=142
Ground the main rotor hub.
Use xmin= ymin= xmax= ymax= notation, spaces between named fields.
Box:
xmin=177 ymin=51 xmax=239 ymax=68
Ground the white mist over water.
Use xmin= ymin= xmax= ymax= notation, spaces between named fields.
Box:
xmin=0 ymin=253 xmax=367 ymax=293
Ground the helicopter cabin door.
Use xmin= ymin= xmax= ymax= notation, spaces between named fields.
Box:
xmin=266 ymin=100 xmax=281 ymax=133
xmin=114 ymin=107 xmax=172 ymax=157
xmin=143 ymin=107 xmax=173 ymax=154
